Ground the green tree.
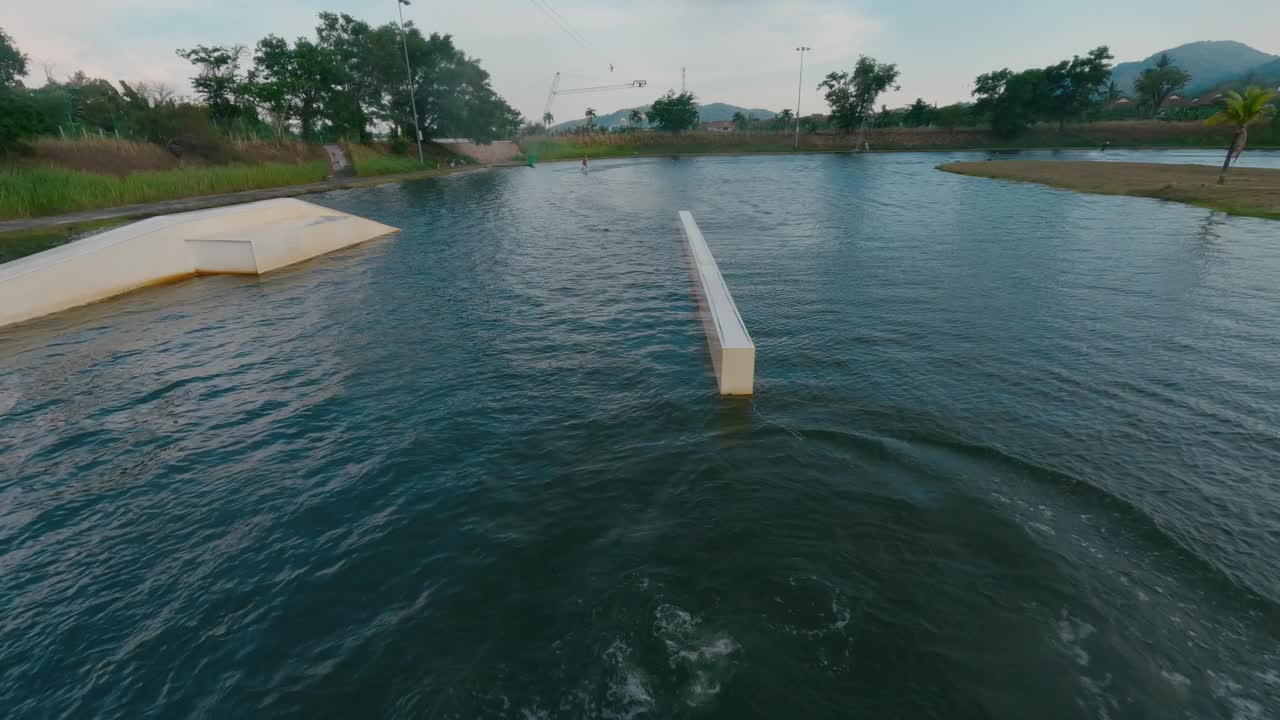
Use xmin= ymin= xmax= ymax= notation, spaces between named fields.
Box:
xmin=1205 ymin=86 xmax=1276 ymax=184
xmin=973 ymin=67 xmax=1049 ymax=137
xmin=774 ymin=108 xmax=793 ymax=130
xmin=818 ymin=55 xmax=900 ymax=132
xmin=628 ymin=108 xmax=643 ymax=127
xmin=935 ymin=103 xmax=972 ymax=131
xmin=1043 ymin=46 xmax=1113 ymax=128
xmin=249 ymin=35 xmax=297 ymax=140
xmin=1 ymin=27 xmax=29 ymax=87
xmin=176 ymin=44 xmax=249 ymax=130
xmin=543 ymin=111 xmax=554 ymax=127
xmin=584 ymin=107 xmax=597 ymax=131
xmin=904 ymin=98 xmax=932 ymax=127
xmin=731 ymin=111 xmax=751 ymax=131
xmin=648 ymin=90 xmax=699 ymax=132
xmin=289 ymin=38 xmax=340 ymax=140
xmin=1104 ymin=80 xmax=1122 ymax=104
xmin=0 ymin=88 xmax=39 ymax=154
xmin=315 ymin=12 xmax=378 ymax=140
xmin=1134 ymin=54 xmax=1191 ymax=118
xmin=0 ymin=29 xmax=37 ymax=154
xmin=62 ymin=71 xmax=128 ymax=133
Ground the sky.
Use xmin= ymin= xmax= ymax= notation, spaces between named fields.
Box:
xmin=7 ymin=0 xmax=1280 ymax=122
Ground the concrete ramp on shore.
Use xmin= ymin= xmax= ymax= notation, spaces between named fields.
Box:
xmin=0 ymin=198 xmax=398 ymax=328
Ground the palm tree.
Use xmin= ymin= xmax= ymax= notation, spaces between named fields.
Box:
xmin=542 ymin=111 xmax=554 ymax=127
xmin=776 ymin=108 xmax=793 ymax=131
xmin=584 ymin=107 xmax=597 ymax=132
xmin=628 ymin=109 xmax=644 ymax=127
xmin=1204 ymin=86 xmax=1276 ymax=184
xmin=1135 ymin=54 xmax=1191 ymax=118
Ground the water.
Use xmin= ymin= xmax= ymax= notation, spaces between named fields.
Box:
xmin=3 ymin=150 xmax=1280 ymax=719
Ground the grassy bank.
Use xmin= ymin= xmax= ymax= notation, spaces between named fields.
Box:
xmin=521 ymin=121 xmax=1280 ymax=161
xmin=0 ymin=218 xmax=129 ymax=264
xmin=939 ymin=160 xmax=1280 ymax=221
xmin=347 ymin=142 xmax=469 ymax=177
xmin=0 ymin=162 xmax=330 ymax=220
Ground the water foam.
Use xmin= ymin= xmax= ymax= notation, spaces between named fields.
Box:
xmin=653 ymin=604 xmax=740 ymax=707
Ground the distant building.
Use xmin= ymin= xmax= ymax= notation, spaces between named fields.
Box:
xmin=1109 ymin=97 xmax=1134 ymax=108
xmin=1164 ymin=95 xmax=1191 ymax=108
xmin=702 ymin=121 xmax=734 ymax=132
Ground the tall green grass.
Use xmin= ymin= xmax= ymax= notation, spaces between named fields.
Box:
xmin=0 ymin=161 xmax=330 ymax=220
xmin=347 ymin=143 xmax=466 ymax=177
xmin=350 ymin=152 xmax=426 ymax=176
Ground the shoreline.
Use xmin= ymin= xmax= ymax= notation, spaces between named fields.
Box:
xmin=939 ymin=159 xmax=1280 ymax=221
xmin=7 ymin=147 xmax=1279 ymax=263
xmin=0 ymin=165 xmax=483 ymax=264
xmin=523 ymin=141 xmax=1280 ymax=164
xmin=0 ymin=164 xmax=482 ymax=235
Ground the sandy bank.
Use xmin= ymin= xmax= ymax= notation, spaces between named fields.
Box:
xmin=939 ymin=160 xmax=1280 ymax=221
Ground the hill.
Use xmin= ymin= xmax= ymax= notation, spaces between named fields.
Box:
xmin=1110 ymin=40 xmax=1278 ymax=97
xmin=550 ymin=102 xmax=776 ymax=131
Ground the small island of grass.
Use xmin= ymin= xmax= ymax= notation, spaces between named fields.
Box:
xmin=939 ymin=160 xmax=1280 ymax=221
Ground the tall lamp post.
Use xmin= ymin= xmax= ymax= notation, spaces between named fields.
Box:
xmin=794 ymin=46 xmax=811 ymax=151
xmin=397 ymin=0 xmax=425 ymax=164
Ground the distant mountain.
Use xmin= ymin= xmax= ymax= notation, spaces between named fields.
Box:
xmin=549 ymin=102 xmax=776 ymax=131
xmin=1110 ymin=40 xmax=1279 ymax=97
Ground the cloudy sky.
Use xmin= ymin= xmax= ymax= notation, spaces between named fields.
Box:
xmin=7 ymin=0 xmax=1280 ymax=121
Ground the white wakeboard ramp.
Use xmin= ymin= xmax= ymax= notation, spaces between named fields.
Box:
xmin=0 ymin=199 xmax=398 ymax=328
xmin=679 ymin=210 xmax=755 ymax=396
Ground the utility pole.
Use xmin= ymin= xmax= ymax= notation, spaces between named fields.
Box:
xmin=794 ymin=46 xmax=811 ymax=151
xmin=397 ymin=0 xmax=425 ymax=164
xmin=681 ymin=67 xmax=686 ymax=93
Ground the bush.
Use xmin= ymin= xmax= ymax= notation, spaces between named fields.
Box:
xmin=0 ymin=87 xmax=40 ymax=155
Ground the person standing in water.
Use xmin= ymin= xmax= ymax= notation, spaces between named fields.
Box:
xmin=581 ymin=154 xmax=589 ymax=173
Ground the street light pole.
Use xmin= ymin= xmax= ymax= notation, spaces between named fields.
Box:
xmin=794 ymin=46 xmax=810 ymax=151
xmin=397 ymin=0 xmax=425 ymax=164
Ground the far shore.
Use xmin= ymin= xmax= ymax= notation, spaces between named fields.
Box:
xmin=524 ymin=143 xmax=1280 ymax=165
xmin=8 ymin=150 xmax=1280 ymax=265
xmin=939 ymin=159 xmax=1280 ymax=221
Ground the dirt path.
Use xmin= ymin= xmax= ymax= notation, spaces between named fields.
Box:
xmin=939 ymin=160 xmax=1280 ymax=220
xmin=0 ymin=165 xmax=487 ymax=235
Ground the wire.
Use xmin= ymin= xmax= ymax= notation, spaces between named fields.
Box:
xmin=526 ymin=0 xmax=589 ymax=51
xmin=526 ymin=0 xmax=612 ymax=70
xmin=535 ymin=0 xmax=593 ymax=50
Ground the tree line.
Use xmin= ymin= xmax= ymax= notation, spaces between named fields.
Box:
xmin=0 ymin=15 xmax=522 ymax=158
xmin=545 ymin=45 xmax=1273 ymax=144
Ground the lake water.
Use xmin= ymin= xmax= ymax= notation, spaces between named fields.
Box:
xmin=2 ymin=150 xmax=1279 ymax=719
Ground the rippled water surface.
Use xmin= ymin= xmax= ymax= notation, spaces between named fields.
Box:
xmin=3 ymin=150 xmax=1280 ymax=719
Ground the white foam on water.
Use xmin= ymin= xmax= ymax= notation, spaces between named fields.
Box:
xmin=601 ymin=640 xmax=654 ymax=720
xmin=652 ymin=604 xmax=740 ymax=708
xmin=1161 ymin=670 xmax=1192 ymax=689
xmin=1207 ymin=671 xmax=1270 ymax=720
xmin=1077 ymin=675 xmax=1120 ymax=720
xmin=774 ymin=576 xmax=854 ymax=640
xmin=1056 ymin=610 xmax=1096 ymax=668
